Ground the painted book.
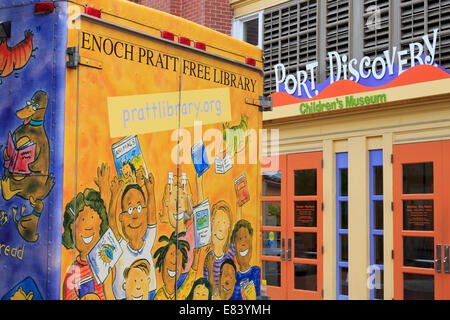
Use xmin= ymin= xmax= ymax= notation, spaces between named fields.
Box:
xmin=4 ymin=132 xmax=36 ymax=175
xmin=191 ymin=140 xmax=210 ymax=176
xmin=87 ymin=228 xmax=123 ymax=284
xmin=235 ymin=174 xmax=250 ymax=206
xmin=192 ymin=198 xmax=212 ymax=248
xmin=240 ymin=279 xmax=256 ymax=300
xmin=214 ymin=152 xmax=232 ymax=174
xmin=111 ymin=135 xmax=148 ymax=185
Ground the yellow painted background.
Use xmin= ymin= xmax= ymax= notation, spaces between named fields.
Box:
xmin=62 ymin=0 xmax=263 ymax=300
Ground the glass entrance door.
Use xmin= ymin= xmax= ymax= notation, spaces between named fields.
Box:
xmin=393 ymin=140 xmax=450 ymax=300
xmin=286 ymin=152 xmax=323 ymax=299
xmin=261 ymin=155 xmax=286 ymax=300
xmin=261 ymin=153 xmax=323 ymax=300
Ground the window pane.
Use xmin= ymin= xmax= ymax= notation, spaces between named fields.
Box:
xmin=340 ymin=201 xmax=348 ymax=230
xmin=402 ymin=163 xmax=433 ymax=194
xmin=340 ymin=234 xmax=348 ymax=262
xmin=374 ymin=235 xmax=384 ymax=265
xmin=294 ymin=232 xmax=317 ymax=259
xmin=403 ymin=237 xmax=434 ymax=269
xmin=403 ymin=200 xmax=434 ymax=231
xmin=262 ymin=201 xmax=281 ymax=227
xmin=262 ymin=171 xmax=281 ymax=196
xmin=340 ymin=267 xmax=348 ymax=296
xmin=294 ymin=201 xmax=317 ymax=227
xmin=294 ymin=169 xmax=317 ymax=196
xmin=374 ymin=200 xmax=384 ymax=230
xmin=294 ymin=264 xmax=317 ymax=291
xmin=374 ymin=269 xmax=384 ymax=300
xmin=262 ymin=231 xmax=281 ymax=257
xmin=340 ymin=168 xmax=348 ymax=196
xmin=244 ymin=18 xmax=259 ymax=46
xmin=373 ymin=165 xmax=383 ymax=195
xmin=403 ymin=273 xmax=434 ymax=300
xmin=263 ymin=260 xmax=281 ymax=287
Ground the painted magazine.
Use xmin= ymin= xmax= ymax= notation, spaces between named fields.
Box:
xmin=192 ymin=198 xmax=212 ymax=248
xmin=111 ymin=135 xmax=148 ymax=185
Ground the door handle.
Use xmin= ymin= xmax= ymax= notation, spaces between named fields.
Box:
xmin=435 ymin=244 xmax=442 ymax=273
xmin=281 ymin=238 xmax=285 ymax=261
xmin=444 ymin=245 xmax=450 ymax=274
xmin=287 ymin=238 xmax=292 ymax=261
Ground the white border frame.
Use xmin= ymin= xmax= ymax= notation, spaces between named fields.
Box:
xmin=232 ymin=10 xmax=263 ymax=49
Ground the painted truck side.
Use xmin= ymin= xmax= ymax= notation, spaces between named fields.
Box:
xmin=0 ymin=1 xmax=67 ymax=300
xmin=0 ymin=0 xmax=263 ymax=301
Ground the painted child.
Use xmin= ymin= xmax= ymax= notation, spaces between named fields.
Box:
xmin=213 ymin=259 xmax=237 ymax=300
xmin=230 ymin=219 xmax=260 ymax=300
xmin=61 ymin=188 xmax=109 ymax=300
xmin=203 ymin=200 xmax=235 ymax=295
xmin=160 ymin=173 xmax=204 ymax=273
xmin=104 ymin=258 xmax=152 ymax=300
xmin=153 ymin=231 xmax=203 ymax=300
xmin=186 ymin=278 xmax=213 ymax=300
xmin=106 ymin=167 xmax=157 ymax=300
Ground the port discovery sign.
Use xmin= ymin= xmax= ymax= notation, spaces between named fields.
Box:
xmin=269 ymin=28 xmax=450 ymax=117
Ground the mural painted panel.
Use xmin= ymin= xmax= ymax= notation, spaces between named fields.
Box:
xmin=0 ymin=2 xmax=67 ymax=300
xmin=60 ymin=16 xmax=262 ymax=301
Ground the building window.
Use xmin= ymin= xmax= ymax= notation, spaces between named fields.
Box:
xmin=369 ymin=150 xmax=384 ymax=300
xmin=243 ymin=18 xmax=259 ymax=46
xmin=232 ymin=11 xmax=263 ymax=48
xmin=336 ymin=152 xmax=348 ymax=300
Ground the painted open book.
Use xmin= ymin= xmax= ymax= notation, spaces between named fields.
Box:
xmin=4 ymin=132 xmax=36 ymax=175
xmin=214 ymin=152 xmax=232 ymax=174
xmin=87 ymin=228 xmax=123 ymax=284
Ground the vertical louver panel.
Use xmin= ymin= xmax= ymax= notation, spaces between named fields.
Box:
xmin=363 ymin=0 xmax=390 ymax=73
xmin=326 ymin=0 xmax=350 ymax=75
xmin=427 ymin=0 xmax=450 ymax=70
xmin=263 ymin=0 xmax=318 ymax=95
xmin=401 ymin=0 xmax=426 ymax=40
xmin=400 ymin=0 xmax=450 ymax=70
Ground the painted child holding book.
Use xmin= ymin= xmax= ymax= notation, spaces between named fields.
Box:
xmin=61 ymin=188 xmax=109 ymax=300
xmin=101 ymin=165 xmax=158 ymax=300
xmin=230 ymin=219 xmax=260 ymax=300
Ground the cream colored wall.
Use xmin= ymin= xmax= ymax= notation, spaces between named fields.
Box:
xmin=263 ymin=94 xmax=450 ymax=299
xmin=347 ymin=137 xmax=370 ymax=299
